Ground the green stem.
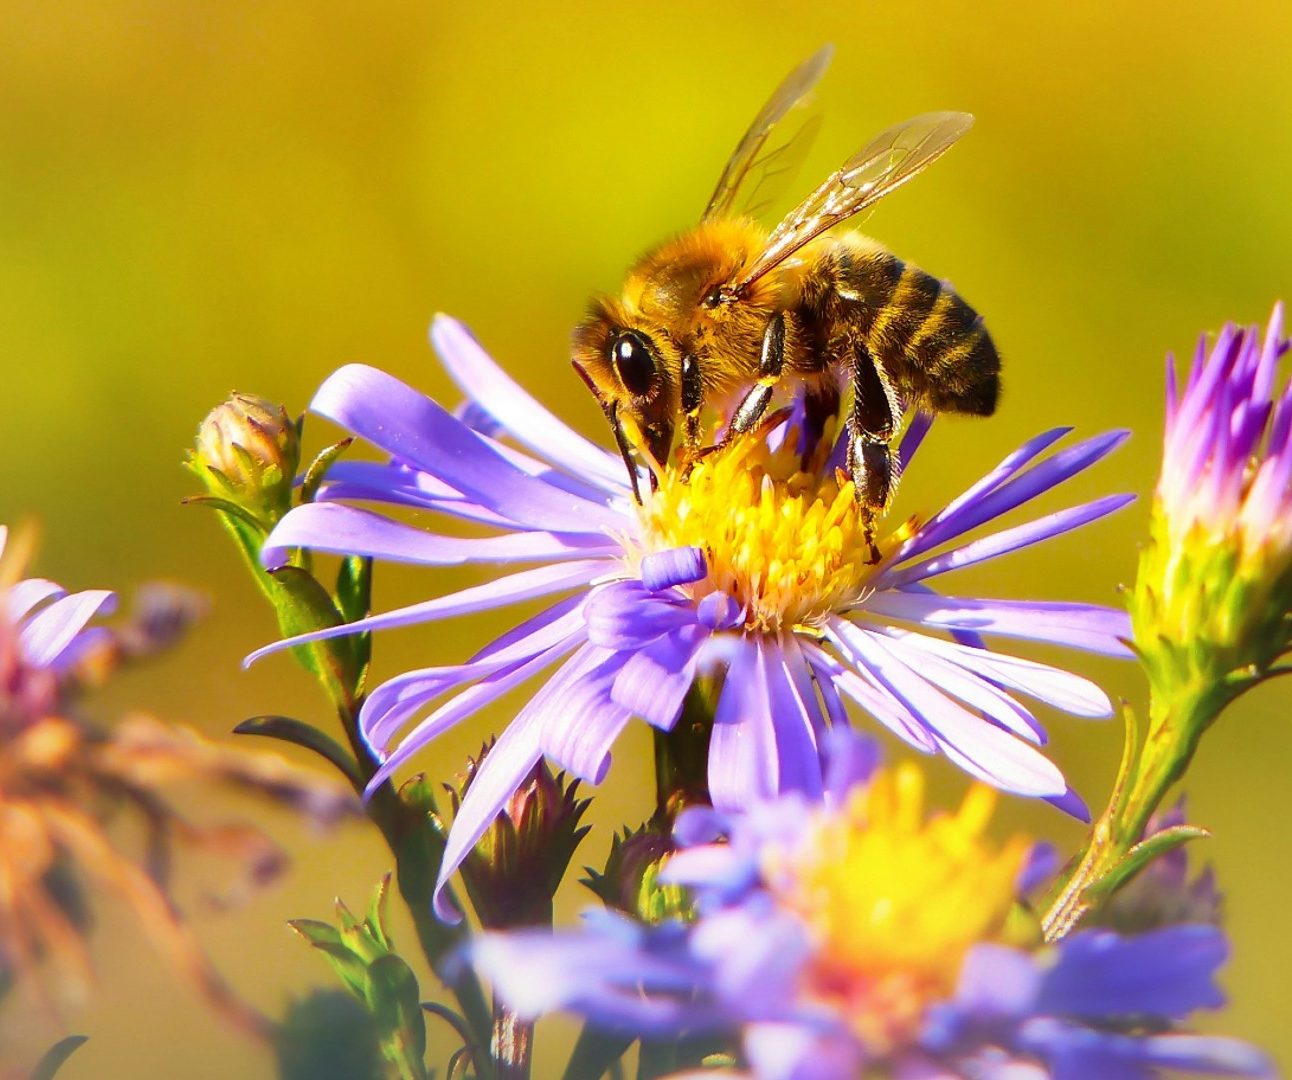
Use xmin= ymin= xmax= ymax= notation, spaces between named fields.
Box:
xmin=652 ymin=678 xmax=720 ymax=824
xmin=1042 ymin=681 xmax=1229 ymax=940
xmin=340 ymin=703 xmax=495 ymax=1079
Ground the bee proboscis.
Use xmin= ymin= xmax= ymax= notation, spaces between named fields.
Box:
xmin=571 ymin=45 xmax=1001 ymax=547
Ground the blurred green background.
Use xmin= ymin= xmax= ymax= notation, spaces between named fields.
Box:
xmin=2 ymin=1 xmax=1290 ymax=1075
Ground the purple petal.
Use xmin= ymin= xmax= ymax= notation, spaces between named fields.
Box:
xmin=1019 ymin=1020 xmax=1274 ymax=1080
xmin=318 ymin=460 xmax=519 ymax=526
xmin=816 ymin=632 xmax=938 ymax=752
xmin=901 ymin=430 xmax=1128 ymax=563
xmin=310 ymin=363 xmax=623 ymax=532
xmin=743 ymin=1021 xmax=862 ymax=1080
xmin=831 ymin=622 xmax=1065 ymax=796
xmin=864 ymin=591 xmax=1133 ymax=657
xmin=432 ymin=649 xmax=611 ymax=920
xmin=880 ymin=630 xmax=1046 ymax=745
xmin=1038 ymin=926 xmax=1228 ymax=1020
xmin=245 ymin=558 xmax=612 ymax=666
xmin=884 ymin=494 xmax=1135 ymax=589
xmin=820 ymin=726 xmax=883 ymax=799
xmin=896 ymin=427 xmax=1072 ymax=560
xmin=541 ymin=660 xmax=634 ymax=782
xmin=897 ymin=410 xmax=935 ymax=473
xmin=360 ymin=596 xmax=587 ymax=748
xmin=762 ymin=642 xmax=824 ymax=800
xmin=430 ymin=315 xmax=629 ymax=493
xmin=19 ymin=589 xmax=117 ymax=669
xmin=261 ymin=502 xmax=618 ymax=569
xmin=640 ymin=547 xmax=707 ymax=592
xmin=708 ymin=642 xmax=779 ymax=809
xmin=366 ymin=635 xmax=582 ymax=785
xmin=884 ymin=630 xmax=1114 ymax=718
xmin=6 ymin=578 xmax=66 ymax=623
xmin=611 ymin=626 xmax=706 ymax=730
xmin=586 ymin=583 xmax=697 ymax=650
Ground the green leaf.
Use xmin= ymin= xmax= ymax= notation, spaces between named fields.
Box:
xmin=265 ymin=564 xmax=360 ymax=705
xmin=288 ymin=920 xmax=369 ymax=998
xmin=234 ymin=715 xmax=362 ymax=788
xmin=301 ymin=438 xmax=354 ymax=504
xmin=563 ymin=1026 xmax=634 ymax=1080
xmin=181 ymin=492 xmax=267 ymax=533
xmin=365 ymin=874 xmax=394 ymax=952
xmin=1085 ymin=824 xmax=1211 ymax=903
xmin=366 ymin=954 xmax=429 ymax=1080
xmin=32 ymin=1035 xmax=89 ymax=1080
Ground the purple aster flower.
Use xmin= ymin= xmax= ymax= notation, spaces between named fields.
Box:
xmin=471 ymin=733 xmax=1272 ymax=1080
xmin=250 ymin=316 xmax=1132 ymax=918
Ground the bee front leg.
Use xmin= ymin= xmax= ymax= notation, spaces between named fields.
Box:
xmin=681 ymin=353 xmax=704 ymax=457
xmin=722 ymin=311 xmax=787 ymax=445
xmin=846 ymin=343 xmax=899 ymax=563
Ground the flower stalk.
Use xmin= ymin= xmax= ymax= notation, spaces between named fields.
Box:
xmin=1045 ymin=307 xmax=1291 ymax=939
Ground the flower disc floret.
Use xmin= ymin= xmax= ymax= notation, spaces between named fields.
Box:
xmin=639 ymin=427 xmax=910 ymax=633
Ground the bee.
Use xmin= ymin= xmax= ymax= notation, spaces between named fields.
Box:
xmin=571 ymin=46 xmax=1000 ymax=547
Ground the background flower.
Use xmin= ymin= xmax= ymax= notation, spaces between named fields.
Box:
xmin=0 ymin=527 xmax=356 ymax=1038
xmin=473 ymin=734 xmax=1273 ymax=1079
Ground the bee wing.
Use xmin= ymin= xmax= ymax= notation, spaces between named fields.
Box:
xmin=702 ymin=45 xmax=833 ymax=223
xmin=733 ymin=111 xmax=974 ymax=291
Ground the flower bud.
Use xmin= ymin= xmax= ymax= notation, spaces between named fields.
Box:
xmin=1130 ymin=308 xmax=1292 ymax=754
xmin=447 ymin=745 xmax=590 ymax=929
xmin=189 ymin=393 xmax=300 ymax=525
xmin=582 ymin=823 xmax=690 ymax=924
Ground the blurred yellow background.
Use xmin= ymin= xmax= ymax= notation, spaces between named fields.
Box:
xmin=2 ymin=1 xmax=1290 ymax=1075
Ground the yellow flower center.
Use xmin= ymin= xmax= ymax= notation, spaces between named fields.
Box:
xmin=636 ymin=428 xmax=913 ymax=633
xmin=764 ymin=764 xmax=1028 ymax=1050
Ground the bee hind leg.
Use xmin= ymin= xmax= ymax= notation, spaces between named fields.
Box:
xmin=846 ymin=343 xmax=899 ymax=564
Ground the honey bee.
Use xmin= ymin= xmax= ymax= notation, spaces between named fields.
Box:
xmin=571 ymin=46 xmax=1000 ymax=546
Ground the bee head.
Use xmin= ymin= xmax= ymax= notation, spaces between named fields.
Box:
xmin=572 ymin=301 xmax=677 ymax=471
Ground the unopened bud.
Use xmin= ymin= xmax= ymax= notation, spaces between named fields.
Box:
xmin=190 ymin=393 xmax=300 ymax=524
xmin=583 ymin=824 xmax=690 ymax=924
xmin=449 ymin=746 xmax=590 ymax=929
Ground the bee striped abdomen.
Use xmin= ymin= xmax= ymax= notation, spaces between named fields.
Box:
xmin=864 ymin=260 xmax=942 ymax=362
xmin=837 ymin=246 xmax=999 ymax=419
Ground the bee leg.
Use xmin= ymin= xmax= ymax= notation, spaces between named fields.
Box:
xmin=846 ymin=343 xmax=898 ymax=563
xmin=724 ymin=312 xmax=787 ymax=444
xmin=681 ymin=353 xmax=704 ymax=460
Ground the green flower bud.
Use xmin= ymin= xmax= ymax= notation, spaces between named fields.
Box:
xmin=189 ymin=393 xmax=300 ymax=525
xmin=583 ymin=823 xmax=691 ymax=924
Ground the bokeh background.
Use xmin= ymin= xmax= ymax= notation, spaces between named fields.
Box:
xmin=2 ymin=1 xmax=1290 ymax=1075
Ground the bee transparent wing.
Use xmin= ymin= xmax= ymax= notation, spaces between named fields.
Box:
xmin=733 ymin=111 xmax=974 ymax=291
xmin=702 ymin=45 xmax=833 ymax=223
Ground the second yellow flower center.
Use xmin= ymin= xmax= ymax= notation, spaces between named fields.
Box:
xmin=763 ymin=765 xmax=1029 ymax=1050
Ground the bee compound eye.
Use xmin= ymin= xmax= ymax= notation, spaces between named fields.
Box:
xmin=610 ymin=331 xmax=657 ymax=397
